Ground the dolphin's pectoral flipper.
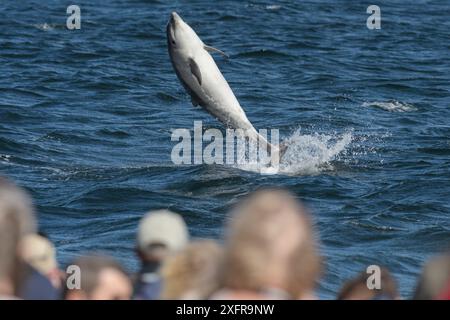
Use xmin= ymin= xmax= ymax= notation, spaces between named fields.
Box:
xmin=189 ymin=58 xmax=202 ymax=86
xmin=204 ymin=45 xmax=229 ymax=59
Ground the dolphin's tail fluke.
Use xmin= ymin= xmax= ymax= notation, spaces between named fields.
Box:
xmin=266 ymin=141 xmax=288 ymax=163
xmin=278 ymin=141 xmax=288 ymax=160
xmin=255 ymin=132 xmax=288 ymax=162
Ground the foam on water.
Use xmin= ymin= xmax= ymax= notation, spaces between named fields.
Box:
xmin=0 ymin=154 xmax=11 ymax=163
xmin=266 ymin=5 xmax=282 ymax=11
xmin=362 ymin=100 xmax=417 ymax=112
xmin=33 ymin=23 xmax=54 ymax=31
xmin=233 ymin=129 xmax=353 ymax=176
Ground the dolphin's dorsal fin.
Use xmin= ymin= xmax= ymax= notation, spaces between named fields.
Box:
xmin=189 ymin=58 xmax=202 ymax=86
xmin=204 ymin=45 xmax=229 ymax=59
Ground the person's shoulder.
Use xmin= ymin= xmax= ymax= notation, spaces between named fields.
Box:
xmin=133 ymin=278 xmax=163 ymax=300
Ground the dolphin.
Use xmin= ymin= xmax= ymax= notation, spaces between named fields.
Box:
xmin=166 ymin=12 xmax=285 ymax=160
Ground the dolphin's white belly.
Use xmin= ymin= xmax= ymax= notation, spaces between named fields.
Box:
xmin=175 ymin=49 xmax=255 ymax=132
xmin=167 ymin=11 xmax=282 ymax=159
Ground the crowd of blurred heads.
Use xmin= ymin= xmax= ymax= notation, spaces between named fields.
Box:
xmin=0 ymin=176 xmax=449 ymax=300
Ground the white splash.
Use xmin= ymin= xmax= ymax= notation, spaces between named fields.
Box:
xmin=362 ymin=100 xmax=417 ymax=112
xmin=279 ymin=129 xmax=353 ymax=175
xmin=233 ymin=129 xmax=353 ymax=176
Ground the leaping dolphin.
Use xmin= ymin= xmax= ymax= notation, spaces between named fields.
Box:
xmin=166 ymin=12 xmax=285 ymax=159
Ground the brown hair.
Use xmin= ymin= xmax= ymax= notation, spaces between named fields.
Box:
xmin=64 ymin=255 xmax=128 ymax=298
xmin=338 ymin=266 xmax=399 ymax=300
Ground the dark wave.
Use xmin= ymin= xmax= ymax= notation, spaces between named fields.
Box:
xmin=234 ymin=49 xmax=294 ymax=59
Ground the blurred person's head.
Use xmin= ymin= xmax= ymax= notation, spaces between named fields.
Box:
xmin=437 ymin=281 xmax=450 ymax=300
xmin=414 ymin=252 xmax=450 ymax=300
xmin=136 ymin=210 xmax=189 ymax=265
xmin=161 ymin=240 xmax=223 ymax=299
xmin=337 ymin=267 xmax=399 ymax=300
xmin=64 ymin=255 xmax=131 ymax=300
xmin=0 ymin=177 xmax=36 ymax=298
xmin=19 ymin=234 xmax=61 ymax=289
xmin=220 ymin=189 xmax=321 ymax=300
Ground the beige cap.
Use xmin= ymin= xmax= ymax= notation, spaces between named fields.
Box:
xmin=137 ymin=210 xmax=189 ymax=252
xmin=20 ymin=234 xmax=58 ymax=275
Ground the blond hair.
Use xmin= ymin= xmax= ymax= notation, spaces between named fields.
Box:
xmin=161 ymin=240 xmax=223 ymax=299
xmin=222 ymin=189 xmax=321 ymax=298
xmin=20 ymin=234 xmax=58 ymax=276
xmin=0 ymin=177 xmax=36 ymax=295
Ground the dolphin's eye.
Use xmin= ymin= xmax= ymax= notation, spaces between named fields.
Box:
xmin=171 ymin=40 xmax=176 ymax=45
